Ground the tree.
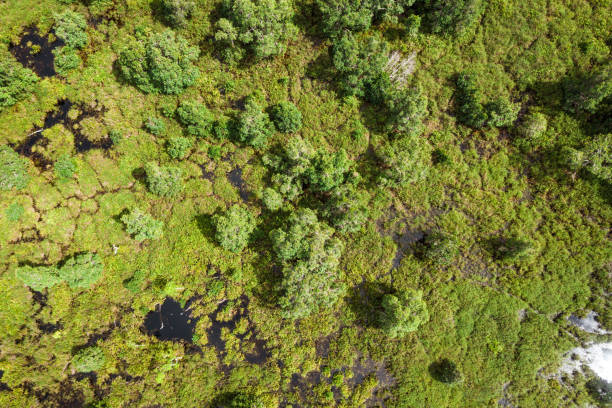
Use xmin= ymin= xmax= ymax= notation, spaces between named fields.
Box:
xmin=0 ymin=146 xmax=29 ymax=191
xmin=455 ymin=72 xmax=487 ymax=128
xmin=317 ymin=0 xmax=374 ymax=36
xmin=378 ymin=134 xmax=431 ymax=186
xmin=385 ymin=86 xmax=428 ymax=137
xmin=166 ymin=136 xmax=192 ymax=159
xmin=306 ymin=149 xmax=352 ymax=192
xmin=270 ymin=209 xmax=345 ymax=319
xmin=0 ymin=59 xmax=38 ymax=110
xmin=420 ymin=0 xmax=485 ymax=37
xmin=517 ymin=112 xmax=547 ymax=141
xmin=118 ymin=29 xmax=200 ymax=94
xmin=322 ymin=184 xmax=369 ymax=233
xmin=72 ymin=346 xmax=105 ymax=373
xmin=564 ymin=62 xmax=612 ymax=114
xmin=160 ymin=0 xmax=195 ymax=27
xmin=485 ymin=98 xmax=520 ymax=128
xmin=379 ymin=289 xmax=429 ymax=338
xmin=58 ymin=252 xmax=104 ymax=289
xmin=144 ymin=162 xmax=183 ymax=197
xmin=418 ymin=231 xmax=458 ymax=266
xmin=176 ymin=101 xmax=214 ymax=138
xmin=121 ymin=208 xmax=164 ymax=241
xmin=214 ymin=0 xmax=297 ymax=63
xmin=54 ymin=10 xmax=88 ymax=49
xmin=270 ymin=101 xmax=302 ymax=133
xmin=565 ymin=133 xmax=611 ymax=182
xmin=262 ymin=187 xmax=283 ymax=211
xmin=213 ymin=205 xmax=257 ymax=253
xmin=15 ymin=265 xmax=62 ymax=292
xmin=234 ymin=95 xmax=274 ymax=148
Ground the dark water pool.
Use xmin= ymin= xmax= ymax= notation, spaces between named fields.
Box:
xmin=10 ymin=27 xmax=64 ymax=78
xmin=143 ymin=297 xmax=199 ymax=343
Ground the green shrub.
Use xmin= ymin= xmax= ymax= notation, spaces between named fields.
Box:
xmin=261 ymin=187 xmax=283 ymax=211
xmin=455 ymin=72 xmax=487 ymax=128
xmin=166 ymin=136 xmax=192 ymax=159
xmin=54 ymin=154 xmax=77 ymax=181
xmin=144 ymin=162 xmax=183 ymax=197
xmin=213 ymin=205 xmax=257 ymax=253
xmin=421 ymin=0 xmax=485 ymax=37
xmin=378 ymin=134 xmax=431 ymax=186
xmin=586 ymin=378 xmax=612 ymax=404
xmin=306 ymin=149 xmax=352 ymax=192
xmin=564 ymin=62 xmax=612 ymax=114
xmin=270 ymin=101 xmax=302 ymax=133
xmin=379 ymin=289 xmax=429 ymax=338
xmin=323 ymin=184 xmax=369 ymax=233
xmin=121 ymin=208 xmax=164 ymax=241
xmin=485 ymin=98 xmax=520 ymax=128
xmin=53 ymin=47 xmax=81 ymax=76
xmin=418 ymin=231 xmax=458 ymax=266
xmin=123 ymin=270 xmax=146 ymax=294
xmin=54 ymin=10 xmax=88 ymax=49
xmin=15 ymin=265 xmax=62 ymax=292
xmin=144 ymin=117 xmax=166 ymax=135
xmin=270 ymin=209 xmax=345 ymax=319
xmin=160 ymin=0 xmax=195 ymax=27
xmin=58 ymin=252 xmax=104 ymax=289
xmin=208 ymin=145 xmax=222 ymax=160
xmin=226 ymin=393 xmax=265 ymax=408
xmin=565 ymin=133 xmax=611 ymax=182
xmin=214 ymin=0 xmax=297 ymax=63
xmin=385 ymin=86 xmax=428 ymax=136
xmin=0 ymin=146 xmax=30 ymax=191
xmin=72 ymin=346 xmax=105 ymax=373
xmin=0 ymin=59 xmax=38 ymax=110
xmin=517 ymin=112 xmax=548 ymax=142
xmin=176 ymin=101 xmax=214 ymax=138
xmin=6 ymin=202 xmax=24 ymax=222
xmin=405 ymin=14 xmax=421 ymax=37
xmin=118 ymin=29 xmax=200 ymax=94
xmin=234 ymin=95 xmax=274 ymax=148
xmin=212 ymin=117 xmax=231 ymax=140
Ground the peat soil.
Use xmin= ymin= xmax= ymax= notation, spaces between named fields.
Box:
xmin=227 ymin=166 xmax=249 ymax=202
xmin=10 ymin=27 xmax=64 ymax=77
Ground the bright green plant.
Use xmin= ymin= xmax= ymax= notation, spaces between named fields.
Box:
xmin=385 ymin=86 xmax=428 ymax=136
xmin=54 ymin=154 xmax=77 ymax=181
xmin=517 ymin=112 xmax=548 ymax=143
xmin=176 ymin=101 xmax=214 ymax=138
xmin=0 ymin=146 xmax=30 ymax=191
xmin=5 ymin=202 xmax=24 ymax=222
xmin=323 ymin=184 xmax=369 ymax=233
xmin=419 ymin=231 xmax=459 ymax=266
xmin=565 ymin=133 xmax=611 ymax=182
xmin=54 ymin=10 xmax=88 ymax=49
xmin=378 ymin=134 xmax=431 ymax=186
xmin=270 ymin=101 xmax=302 ymax=133
xmin=15 ymin=265 xmax=62 ymax=292
xmin=213 ymin=205 xmax=257 ymax=253
xmin=53 ymin=47 xmax=81 ymax=76
xmin=72 ymin=346 xmax=105 ymax=372
xmin=166 ymin=136 xmax=192 ymax=159
xmin=0 ymin=59 xmax=37 ymax=110
xmin=121 ymin=208 xmax=164 ymax=241
xmin=421 ymin=0 xmax=485 ymax=37
xmin=379 ymin=289 xmax=429 ymax=338
xmin=306 ymin=149 xmax=352 ymax=192
xmin=486 ymin=98 xmax=520 ymax=128
xmin=144 ymin=162 xmax=183 ymax=197
xmin=118 ymin=29 xmax=200 ymax=94
xmin=144 ymin=117 xmax=166 ymax=136
xmin=234 ymin=95 xmax=274 ymax=148
xmin=261 ymin=187 xmax=283 ymax=211
xmin=214 ymin=0 xmax=297 ymax=63
xmin=58 ymin=252 xmax=104 ymax=289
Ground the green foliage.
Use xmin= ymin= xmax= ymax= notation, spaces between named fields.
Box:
xmin=58 ymin=252 xmax=104 ymax=289
xmin=565 ymin=133 xmax=611 ymax=182
xmin=118 ymin=29 xmax=200 ymax=94
xmin=0 ymin=146 xmax=29 ymax=191
xmin=564 ymin=62 xmax=612 ymax=114
xmin=72 ymin=346 xmax=105 ymax=373
xmin=270 ymin=209 xmax=345 ymax=319
xmin=430 ymin=358 xmax=462 ymax=384
xmin=492 ymin=236 xmax=532 ymax=262
xmin=270 ymin=101 xmax=302 ymax=133
xmin=53 ymin=47 xmax=81 ymax=76
xmin=586 ymin=378 xmax=612 ymax=404
xmin=166 ymin=136 xmax=192 ymax=159
xmin=455 ymin=72 xmax=487 ymax=128
xmin=262 ymin=187 xmax=283 ymax=211
xmin=123 ymin=270 xmax=146 ymax=294
xmin=15 ymin=265 xmax=62 ymax=291
xmin=385 ymin=86 xmax=428 ymax=136
xmin=214 ymin=0 xmax=297 ymax=63
xmin=377 ymin=134 xmax=431 ymax=186
xmin=121 ymin=208 xmax=164 ymax=241
xmin=420 ymin=0 xmax=485 ymax=37
xmin=234 ymin=95 xmax=274 ymax=148
xmin=54 ymin=10 xmax=88 ymax=49
xmin=5 ymin=202 xmax=24 ymax=222
xmin=323 ymin=184 xmax=369 ymax=233
xmin=54 ymin=154 xmax=77 ymax=180
xmin=405 ymin=14 xmax=421 ymax=37
xmin=213 ymin=117 xmax=231 ymax=140
xmin=144 ymin=117 xmax=166 ymax=135
xmin=144 ymin=162 xmax=183 ymax=197
xmin=0 ymin=59 xmax=37 ymax=110
xmin=159 ymin=0 xmax=195 ymax=27
xmin=517 ymin=112 xmax=548 ymax=144
xmin=379 ymin=289 xmax=429 ymax=338
xmin=213 ymin=204 xmax=256 ymax=253
xmin=418 ymin=231 xmax=458 ymax=266
xmin=485 ymin=98 xmax=520 ymax=128
xmin=306 ymin=149 xmax=352 ymax=192
xmin=176 ymin=101 xmax=214 ymax=138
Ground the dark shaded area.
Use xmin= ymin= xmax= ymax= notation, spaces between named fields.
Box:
xmin=200 ymin=164 xmax=215 ymax=180
xmin=143 ymin=297 xmax=199 ymax=343
xmin=207 ymin=296 xmax=271 ymax=365
xmin=227 ymin=167 xmax=249 ymax=202
xmin=14 ymin=130 xmax=52 ymax=169
xmin=586 ymin=378 xmax=612 ymax=404
xmin=429 ymin=359 xmax=462 ymax=384
xmin=347 ymin=281 xmax=393 ymax=329
xmin=0 ymin=370 xmax=10 ymax=391
xmin=391 ymin=227 xmax=425 ymax=269
xmin=36 ymin=319 xmax=62 ymax=334
xmin=10 ymin=27 xmax=64 ymax=78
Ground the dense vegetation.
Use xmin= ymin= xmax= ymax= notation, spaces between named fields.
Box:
xmin=0 ymin=0 xmax=610 ymax=407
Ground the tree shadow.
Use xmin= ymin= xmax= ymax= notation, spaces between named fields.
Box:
xmin=194 ymin=213 xmax=217 ymax=243
xmin=346 ymin=281 xmax=394 ymax=328
xmin=428 ymin=358 xmax=461 ymax=384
